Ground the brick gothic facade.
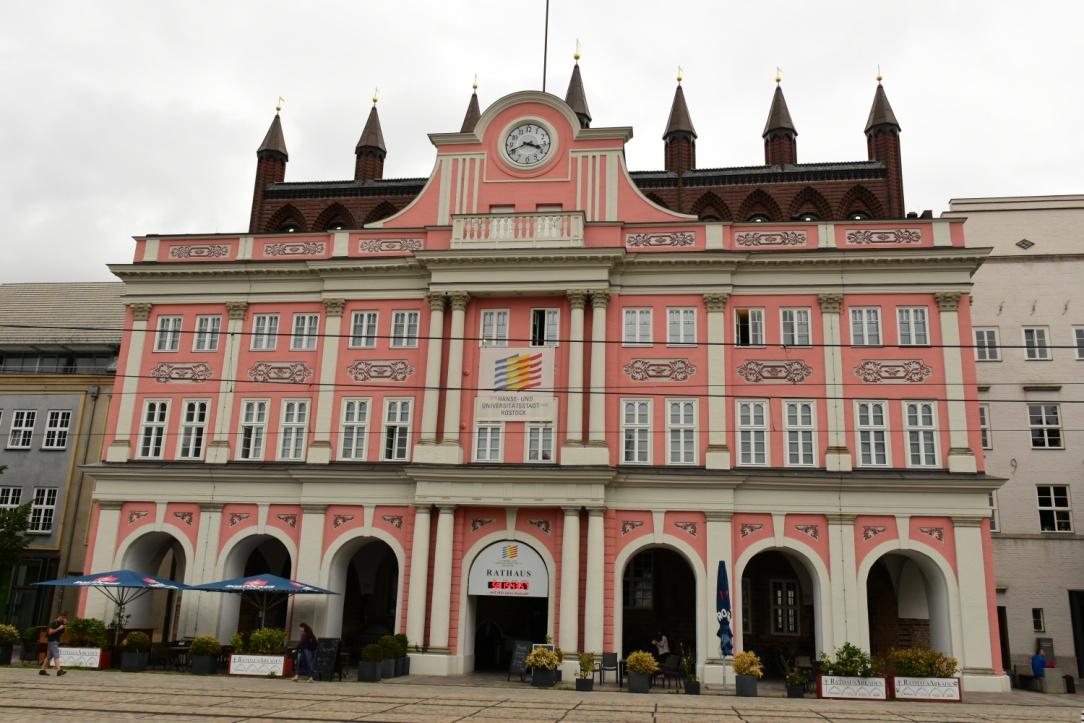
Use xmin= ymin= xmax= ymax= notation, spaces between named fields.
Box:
xmin=249 ymin=69 xmax=904 ymax=234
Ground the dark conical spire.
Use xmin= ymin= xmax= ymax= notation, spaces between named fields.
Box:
xmin=865 ymin=81 xmax=900 ymax=133
xmin=460 ymin=84 xmax=481 ymax=133
xmin=663 ymin=83 xmax=696 ymax=139
xmin=762 ymin=84 xmax=797 ymax=138
xmin=565 ymin=60 xmax=592 ymax=128
xmin=356 ymin=104 xmax=386 ymax=153
xmin=257 ymin=112 xmax=289 ymax=160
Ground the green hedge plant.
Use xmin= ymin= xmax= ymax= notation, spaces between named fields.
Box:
xmin=362 ymin=643 xmax=384 ymax=662
xmin=818 ymin=642 xmax=874 ymax=677
xmin=247 ymin=628 xmax=286 ymax=655
xmin=378 ymin=635 xmax=399 ymax=660
xmin=67 ymin=617 xmax=108 ymax=648
xmin=884 ymin=648 xmax=958 ymax=678
xmin=121 ymin=631 xmax=150 ymax=651
xmin=190 ymin=635 xmax=221 ymax=657
xmin=0 ymin=624 xmax=20 ymax=646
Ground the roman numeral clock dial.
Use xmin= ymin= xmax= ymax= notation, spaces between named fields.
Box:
xmin=504 ymin=122 xmax=552 ymax=167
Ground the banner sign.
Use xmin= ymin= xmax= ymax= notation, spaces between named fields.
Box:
xmin=58 ymin=647 xmax=101 ymax=669
xmin=476 ymin=348 xmax=556 ymax=421
xmin=229 ymin=654 xmax=286 ymax=676
xmin=468 ymin=540 xmax=548 ymax=598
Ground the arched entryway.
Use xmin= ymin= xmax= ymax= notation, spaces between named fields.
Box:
xmin=120 ymin=531 xmax=188 ymax=643
xmin=866 ymin=551 xmax=953 ymax=658
xmin=218 ymin=534 xmax=293 ymax=635
xmin=324 ymin=537 xmax=400 ymax=659
xmin=621 ymin=547 xmax=696 ymax=661
xmin=739 ymin=549 xmax=818 ymax=677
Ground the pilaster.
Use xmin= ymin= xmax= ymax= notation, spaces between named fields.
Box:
xmin=558 ymin=507 xmax=581 ymax=655
xmin=418 ymin=293 xmax=446 ymax=444
xmin=106 ymin=303 xmax=152 ymax=462
xmin=307 ymin=300 xmax=344 ymax=464
xmin=405 ymin=506 xmax=432 ymax=646
xmin=826 ymin=513 xmax=859 ymax=649
xmin=583 ymin=509 xmax=605 ymax=653
xmin=818 ymin=294 xmax=852 ymax=472
xmin=953 ymin=516 xmax=993 ymax=672
xmin=701 ymin=510 xmax=733 ymax=685
xmin=437 ymin=293 xmax=468 ymax=463
xmin=207 ymin=302 xmax=248 ymax=464
xmin=562 ymin=291 xmax=587 ymax=451
xmin=936 ymin=293 xmax=977 ymax=473
xmin=294 ymin=505 xmax=329 ymax=629
xmin=428 ymin=505 xmax=456 ymax=651
xmin=83 ymin=502 xmax=122 ymax=621
xmin=703 ymin=294 xmax=731 ymax=469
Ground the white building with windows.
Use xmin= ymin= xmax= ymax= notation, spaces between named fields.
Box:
xmin=945 ymin=195 xmax=1084 ymax=686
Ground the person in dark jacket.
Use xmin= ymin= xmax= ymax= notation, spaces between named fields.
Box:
xmin=39 ymin=612 xmax=68 ymax=676
xmin=293 ymin=623 xmax=317 ymax=682
xmin=1030 ymin=647 xmax=1047 ymax=692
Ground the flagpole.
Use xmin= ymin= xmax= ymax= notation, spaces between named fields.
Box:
xmin=542 ymin=0 xmax=550 ymax=91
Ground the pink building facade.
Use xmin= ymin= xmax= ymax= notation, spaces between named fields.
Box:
xmin=84 ymin=86 xmax=1006 ymax=691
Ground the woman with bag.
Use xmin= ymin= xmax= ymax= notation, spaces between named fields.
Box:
xmin=292 ymin=623 xmax=317 ymax=682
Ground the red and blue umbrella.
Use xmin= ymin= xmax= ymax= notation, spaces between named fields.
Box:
xmin=716 ymin=561 xmax=734 ymax=657
xmin=193 ymin=574 xmax=334 ymax=628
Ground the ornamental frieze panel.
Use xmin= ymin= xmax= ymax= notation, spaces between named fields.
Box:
xmin=739 ymin=523 xmax=764 ymax=538
xmin=172 ymin=511 xmax=194 ymax=526
xmin=794 ymin=524 xmax=820 ymax=540
xmin=248 ymin=362 xmax=314 ymax=384
xmin=471 ymin=518 xmax=495 ymax=532
xmin=620 ymin=520 xmax=644 ymax=535
xmin=735 ymin=230 xmax=807 ymax=247
xmin=228 ymin=512 xmax=250 ymax=527
xmin=918 ymin=526 xmax=945 ymax=543
xmin=625 ymin=232 xmax=695 ymax=248
xmin=736 ymin=360 xmax=813 ymax=384
xmin=623 ymin=359 xmax=696 ymax=382
xmin=862 ymin=525 xmax=887 ymax=541
xmin=528 ymin=519 xmax=552 ymax=535
xmin=358 ymin=238 xmax=423 ymax=253
xmin=674 ymin=521 xmax=698 ymax=537
xmin=128 ymin=511 xmax=149 ymax=524
xmin=168 ymin=244 xmax=230 ymax=259
xmin=844 ymin=228 xmax=923 ymax=246
xmin=346 ymin=360 xmax=415 ymax=382
xmin=332 ymin=514 xmax=355 ymax=528
xmin=853 ymin=360 xmax=933 ymax=384
xmin=382 ymin=515 xmax=404 ymax=529
xmin=275 ymin=514 xmax=297 ymax=529
xmin=150 ymin=362 xmax=213 ymax=383
xmin=263 ymin=241 xmax=326 ymax=256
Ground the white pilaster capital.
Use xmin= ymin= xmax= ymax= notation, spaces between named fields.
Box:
xmin=952 ymin=515 xmax=986 ymax=528
xmin=127 ymin=302 xmax=153 ymax=321
xmin=426 ymin=293 xmax=446 ymax=312
xmin=703 ymin=293 xmax=729 ymax=313
xmin=589 ymin=290 xmax=610 ymax=309
xmin=705 ymin=510 xmax=733 ymax=522
xmin=437 ymin=504 xmax=457 ymax=515
xmin=817 ymin=294 xmax=843 ymax=314
xmin=825 ymin=512 xmax=857 ymax=525
xmin=200 ymin=502 xmax=225 ymax=513
xmin=301 ymin=504 xmax=327 ymax=515
xmin=935 ymin=292 xmax=962 ymax=312
xmin=562 ymin=506 xmax=582 ymax=517
xmin=587 ymin=507 xmax=606 ymax=519
xmin=567 ymin=291 xmax=588 ymax=310
xmin=97 ymin=500 xmax=124 ymax=511
xmin=225 ymin=301 xmax=249 ymax=321
xmin=448 ymin=292 xmax=470 ymax=312
xmin=322 ymin=298 xmax=346 ymax=317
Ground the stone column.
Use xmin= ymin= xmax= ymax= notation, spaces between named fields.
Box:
xmin=293 ymin=505 xmax=328 ymax=631
xmin=558 ymin=507 xmax=581 ymax=655
xmin=702 ymin=511 xmax=733 ymax=685
xmin=583 ymin=509 xmax=605 ymax=653
xmin=818 ymin=295 xmax=852 ymax=472
xmin=953 ymin=516 xmax=994 ymax=675
xmin=308 ymin=300 xmax=344 ymax=464
xmin=427 ymin=505 xmax=456 ymax=651
xmin=826 ymin=514 xmax=858 ymax=650
xmin=703 ymin=294 xmax=730 ymax=469
xmin=937 ymin=293 xmax=978 ymax=473
xmin=563 ymin=291 xmax=587 ymax=449
xmin=419 ymin=294 xmax=446 ymax=444
xmin=83 ymin=502 xmax=122 ymax=621
xmin=183 ymin=503 xmax=223 ymax=637
xmin=207 ymin=302 xmax=247 ymax=464
xmin=439 ymin=293 xmax=469 ymax=463
xmin=106 ymin=303 xmax=152 ymax=462
xmin=586 ymin=290 xmax=609 ymax=452
xmin=405 ymin=506 xmax=432 ymax=647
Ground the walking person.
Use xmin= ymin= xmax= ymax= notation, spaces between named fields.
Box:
xmin=1030 ymin=646 xmax=1047 ymax=692
xmin=292 ymin=622 xmax=317 ymax=682
xmin=39 ymin=611 xmax=68 ymax=677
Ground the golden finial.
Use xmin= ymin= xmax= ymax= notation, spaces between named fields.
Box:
xmin=574 ymin=39 xmax=581 ymax=62
xmin=677 ymin=65 xmax=683 ymax=84
xmin=876 ymin=64 xmax=883 ymax=83
xmin=372 ymin=87 xmax=379 ymax=105
xmin=472 ymin=73 xmax=478 ymax=91
xmin=775 ymin=66 xmax=782 ymax=84
xmin=275 ymin=96 xmax=285 ymax=114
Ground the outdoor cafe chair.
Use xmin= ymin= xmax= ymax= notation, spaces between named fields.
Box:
xmin=655 ymin=654 xmax=684 ymax=688
xmin=594 ymin=652 xmax=619 ymax=686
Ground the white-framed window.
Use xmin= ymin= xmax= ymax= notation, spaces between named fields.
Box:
xmin=621 ymin=399 xmax=651 ymax=464
xmin=138 ymin=400 xmax=169 ymax=459
xmin=737 ymin=400 xmax=768 ymax=465
xmin=781 ymin=308 xmax=811 ymax=346
xmin=623 ymin=308 xmax=653 ymax=345
xmin=42 ymin=410 xmax=72 ymax=450
xmin=154 ymin=316 xmax=182 ymax=352
xmin=480 ymin=309 xmax=509 ymax=347
xmin=278 ymin=399 xmax=309 ymax=461
xmin=770 ymin=579 xmax=800 ymax=635
xmin=526 ymin=424 xmax=554 ymax=463
xmin=391 ymin=311 xmax=420 ymax=348
xmin=6 ymin=410 xmax=36 ymax=449
xmin=855 ymin=401 xmax=888 ymax=466
xmin=735 ymin=308 xmax=764 ymax=347
xmin=239 ymin=400 xmax=268 ymax=460
xmin=666 ymin=399 xmax=697 ymax=465
xmin=988 ymin=491 xmax=1000 ymax=532
xmin=897 ymin=307 xmax=930 ymax=346
xmin=1036 ymin=484 xmax=1072 ymax=532
xmin=177 ymin=400 xmax=208 ymax=459
xmin=530 ymin=308 xmax=559 ymax=347
xmin=193 ymin=315 xmax=221 ymax=352
xmin=349 ymin=311 xmax=379 ymax=348
xmin=29 ymin=487 xmax=58 ymax=534
xmin=974 ymin=328 xmax=1000 ymax=361
xmin=1023 ymin=327 xmax=1051 ymax=360
xmin=622 ymin=551 xmax=653 ymax=609
xmin=339 ymin=398 xmax=370 ymax=460
xmin=1075 ymin=326 xmax=1084 ymax=360
xmin=978 ymin=404 xmax=992 ymax=450
xmin=290 ymin=313 xmax=320 ymax=351
xmin=474 ymin=424 xmax=503 ymax=462
xmin=741 ymin=577 xmax=752 ymax=634
xmin=1028 ymin=404 xmax=1063 ymax=449
xmin=850 ymin=307 xmax=882 ymax=346
xmin=667 ymin=308 xmax=696 ymax=345
xmin=250 ymin=314 xmax=280 ymax=351
xmin=382 ymin=398 xmax=412 ymax=460
xmin=904 ymin=401 xmax=938 ymax=467
xmin=1032 ymin=607 xmax=1046 ymax=632
xmin=0 ymin=487 xmax=23 ymax=509
xmin=784 ymin=400 xmax=816 ymax=467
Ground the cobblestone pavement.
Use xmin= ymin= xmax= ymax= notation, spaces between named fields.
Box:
xmin=0 ymin=668 xmax=1082 ymax=722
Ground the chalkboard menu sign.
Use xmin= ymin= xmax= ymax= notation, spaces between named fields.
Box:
xmin=507 ymin=640 xmax=531 ymax=681
xmin=313 ymin=638 xmax=341 ymax=681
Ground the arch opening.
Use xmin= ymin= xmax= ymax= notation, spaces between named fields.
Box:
xmin=621 ymin=547 xmax=696 ymax=662
xmin=866 ymin=551 xmax=952 ymax=658
xmin=119 ymin=531 xmax=187 ymax=643
xmin=739 ymin=549 xmax=818 ymax=677
xmin=326 ymin=537 xmax=399 ymax=663
xmin=218 ymin=534 xmax=292 ymax=635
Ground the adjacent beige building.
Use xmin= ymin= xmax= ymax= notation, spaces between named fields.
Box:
xmin=945 ymin=196 xmax=1084 ymax=687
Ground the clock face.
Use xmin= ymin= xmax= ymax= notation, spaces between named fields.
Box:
xmin=504 ymin=122 xmax=552 ymax=166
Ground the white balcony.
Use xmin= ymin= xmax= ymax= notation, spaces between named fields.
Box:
xmin=451 ymin=211 xmax=585 ymax=249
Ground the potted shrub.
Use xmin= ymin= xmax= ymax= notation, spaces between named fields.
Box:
xmin=190 ymin=635 xmax=222 ymax=675
xmin=576 ymin=652 xmax=595 ymax=692
xmin=21 ymin=626 xmax=41 ymax=662
xmin=682 ymin=654 xmax=700 ymax=695
xmin=733 ymin=650 xmax=763 ymax=697
xmin=0 ymin=624 xmax=19 ymax=665
xmin=377 ymin=635 xmax=398 ymax=678
xmin=228 ymin=627 xmax=291 ymax=677
xmin=526 ymin=646 xmax=560 ymax=688
xmin=358 ymin=643 xmax=383 ymax=682
xmin=63 ymin=617 xmax=110 ymax=669
xmin=120 ymin=631 xmax=150 ymax=672
xmin=625 ymin=650 xmax=658 ymax=694
xmin=884 ymin=648 xmax=960 ymax=701
xmin=394 ymin=633 xmax=410 ymax=676
xmin=817 ymin=642 xmax=886 ymax=700
xmin=786 ymin=670 xmax=809 ymax=698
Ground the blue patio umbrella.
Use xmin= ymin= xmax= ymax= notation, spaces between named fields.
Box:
xmin=192 ymin=574 xmax=335 ymax=629
xmin=716 ymin=561 xmax=734 ymax=657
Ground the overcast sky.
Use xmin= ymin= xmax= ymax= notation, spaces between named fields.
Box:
xmin=2 ymin=1 xmax=1082 ymax=282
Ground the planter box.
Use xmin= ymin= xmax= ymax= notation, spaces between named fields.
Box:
xmin=817 ymin=675 xmax=887 ymax=700
xmin=684 ymin=680 xmax=701 ymax=695
xmin=190 ymin=654 xmax=218 ymax=675
xmin=531 ymin=668 xmax=557 ymax=687
xmin=58 ymin=647 xmax=109 ymax=669
xmin=228 ymin=654 xmax=292 ymax=677
xmin=395 ymin=656 xmax=409 ymax=676
xmin=735 ymin=674 xmax=758 ymax=697
xmin=575 ymin=677 xmax=594 ymax=692
xmin=0 ymin=646 xmax=12 ymax=665
xmin=357 ymin=660 xmax=382 ymax=682
xmin=121 ymin=651 xmax=149 ymax=672
xmin=380 ymin=658 xmax=396 ymax=679
xmin=890 ymin=676 xmax=961 ymax=702
xmin=786 ymin=683 xmax=806 ymax=698
xmin=627 ymin=670 xmax=651 ymax=693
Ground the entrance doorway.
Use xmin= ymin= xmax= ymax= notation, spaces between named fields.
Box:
xmin=740 ymin=549 xmax=816 ymax=677
xmin=473 ymin=596 xmax=548 ymax=670
xmin=622 ymin=547 xmax=696 ymax=660
xmin=865 ymin=552 xmax=951 ymax=658
xmin=121 ymin=531 xmax=187 ymax=642
xmin=326 ymin=538 xmax=399 ymax=657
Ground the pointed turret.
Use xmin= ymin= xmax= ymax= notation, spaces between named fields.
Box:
xmin=355 ymin=95 xmax=386 ymax=181
xmin=663 ymin=72 xmax=696 ymax=175
xmin=564 ymin=53 xmax=591 ymax=128
xmin=864 ymin=75 xmax=904 ymax=218
xmin=762 ymin=78 xmax=797 ymax=165
xmin=460 ymin=81 xmax=481 ymax=133
xmin=250 ymin=103 xmax=289 ymax=233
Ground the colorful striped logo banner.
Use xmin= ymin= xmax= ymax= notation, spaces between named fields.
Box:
xmin=501 ymin=545 xmax=519 ymax=559
xmin=493 ymin=352 xmax=543 ymax=391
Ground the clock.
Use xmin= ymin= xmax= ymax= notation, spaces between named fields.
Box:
xmin=504 ymin=122 xmax=552 ymax=166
